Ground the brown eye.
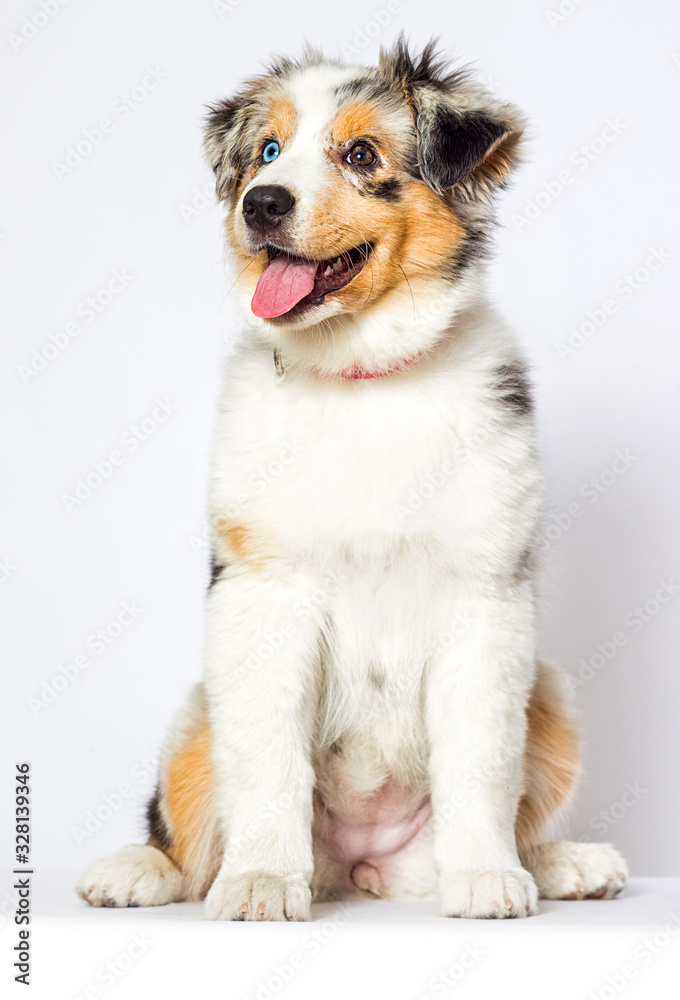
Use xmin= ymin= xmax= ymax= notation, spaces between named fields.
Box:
xmin=346 ymin=143 xmax=375 ymax=167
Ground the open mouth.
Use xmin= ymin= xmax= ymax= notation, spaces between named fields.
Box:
xmin=251 ymin=242 xmax=372 ymax=319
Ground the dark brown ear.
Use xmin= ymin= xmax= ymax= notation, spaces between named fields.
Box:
xmin=380 ymin=35 xmax=525 ymax=200
xmin=203 ymin=97 xmax=245 ymax=201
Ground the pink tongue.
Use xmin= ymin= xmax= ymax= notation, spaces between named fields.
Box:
xmin=251 ymin=254 xmax=318 ymax=318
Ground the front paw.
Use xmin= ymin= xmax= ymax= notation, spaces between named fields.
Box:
xmin=204 ymin=871 xmax=311 ymax=921
xmin=441 ymin=867 xmax=538 ymax=918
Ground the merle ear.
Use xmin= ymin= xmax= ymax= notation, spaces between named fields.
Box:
xmin=379 ymin=36 xmax=524 ymax=199
xmin=203 ymin=96 xmax=244 ymax=201
xmin=413 ymin=94 xmax=524 ymax=199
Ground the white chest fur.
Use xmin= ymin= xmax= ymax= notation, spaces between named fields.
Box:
xmin=209 ymin=302 xmax=541 ymax=577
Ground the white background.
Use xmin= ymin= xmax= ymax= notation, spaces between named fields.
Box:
xmin=2 ymin=0 xmax=679 ymax=915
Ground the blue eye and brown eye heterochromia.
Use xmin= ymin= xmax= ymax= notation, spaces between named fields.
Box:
xmin=262 ymin=141 xmax=280 ymax=163
xmin=260 ymin=139 xmax=377 ymax=167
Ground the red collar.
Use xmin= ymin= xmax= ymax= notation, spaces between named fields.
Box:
xmin=338 ymin=352 xmax=423 ymax=379
xmin=273 ymin=350 xmax=424 ymax=380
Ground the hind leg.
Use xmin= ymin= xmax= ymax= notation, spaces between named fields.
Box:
xmin=515 ymin=663 xmax=627 ymax=901
xmin=521 ymin=841 xmax=628 ymax=900
xmin=77 ymin=683 xmax=221 ymax=909
xmin=76 ymin=844 xmax=184 ymax=908
xmin=515 ymin=661 xmax=581 ymax=851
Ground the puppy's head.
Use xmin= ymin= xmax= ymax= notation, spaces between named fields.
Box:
xmin=204 ymin=37 xmax=524 ymax=331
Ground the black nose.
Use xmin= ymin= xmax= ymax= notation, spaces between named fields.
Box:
xmin=242 ymin=185 xmax=295 ymax=234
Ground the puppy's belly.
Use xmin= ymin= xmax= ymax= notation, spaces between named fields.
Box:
xmin=313 ymin=780 xmax=431 ymax=889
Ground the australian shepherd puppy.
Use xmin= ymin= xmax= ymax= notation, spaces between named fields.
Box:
xmin=77 ymin=38 xmax=627 ymax=920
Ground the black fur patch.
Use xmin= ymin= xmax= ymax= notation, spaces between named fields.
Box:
xmin=209 ymin=554 xmax=226 ymax=588
xmin=420 ymin=107 xmax=508 ymax=194
xmin=494 ymin=362 xmax=533 ymax=416
xmin=268 ymin=45 xmax=326 ymax=77
xmin=368 ymin=668 xmax=385 ymax=690
xmin=515 ymin=545 xmax=535 ymax=582
xmin=366 ymin=178 xmax=402 ymax=201
xmin=146 ymin=786 xmax=172 ymax=850
xmin=268 ymin=55 xmax=297 ymax=78
xmin=447 ymin=225 xmax=489 ymax=279
xmin=204 ymin=98 xmax=240 ymax=169
xmin=379 ymin=35 xmax=468 ymax=91
xmin=335 ymin=77 xmax=393 ymax=105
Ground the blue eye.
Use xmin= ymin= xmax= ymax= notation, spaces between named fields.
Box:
xmin=262 ymin=141 xmax=280 ymax=163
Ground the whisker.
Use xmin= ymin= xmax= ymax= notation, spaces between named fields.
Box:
xmin=395 ymin=259 xmax=416 ymax=334
xmin=213 ymin=257 xmax=257 ymax=318
xmin=174 ymin=256 xmax=230 ymax=281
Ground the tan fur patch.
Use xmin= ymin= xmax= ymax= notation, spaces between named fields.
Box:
xmin=264 ymin=95 xmax=297 ymax=147
xmin=515 ymin=666 xmax=580 ymax=851
xmin=331 ymin=101 xmax=384 ymax=147
xmin=217 ymin=519 xmax=267 ymax=568
xmin=165 ymin=724 xmax=214 ymax=874
xmin=295 ymin=173 xmax=466 ymax=314
xmin=472 ymin=130 xmax=523 ymax=194
xmin=398 ymin=181 xmax=466 ymax=277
